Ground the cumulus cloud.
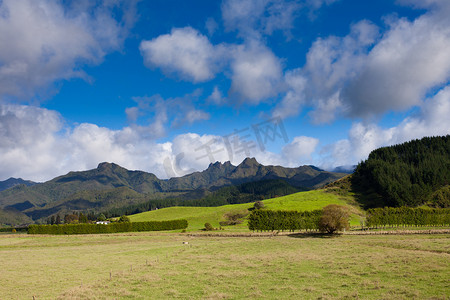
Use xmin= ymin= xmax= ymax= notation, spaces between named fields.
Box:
xmin=273 ymin=20 xmax=379 ymax=120
xmin=274 ymin=4 xmax=450 ymax=122
xmin=322 ymin=86 xmax=450 ymax=168
xmin=229 ymin=41 xmax=283 ymax=104
xmin=0 ymin=105 xmax=298 ymax=181
xmin=0 ymin=0 xmax=137 ymax=101
xmin=205 ymin=17 xmax=219 ymax=36
xmin=343 ymin=12 xmax=450 ymax=117
xmin=139 ymin=25 xmax=283 ymax=104
xmin=139 ymin=27 xmax=227 ymax=83
xmin=126 ymin=91 xmax=210 ymax=139
xmin=0 ymin=105 xmax=65 ymax=180
xmin=207 ymin=86 xmax=226 ymax=105
xmin=396 ymin=0 xmax=450 ymax=10
xmin=221 ymin=0 xmax=337 ymax=38
xmin=272 ymin=69 xmax=307 ymax=118
xmin=282 ymin=136 xmax=319 ymax=165
xmin=0 ymin=104 xmax=173 ymax=181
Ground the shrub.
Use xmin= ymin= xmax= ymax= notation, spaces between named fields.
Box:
xmin=118 ymin=215 xmax=131 ymax=223
xmin=12 ymin=229 xmax=16 ymax=233
xmin=219 ymin=210 xmax=249 ymax=226
xmin=318 ymin=205 xmax=350 ymax=234
xmin=254 ymin=201 xmax=265 ymax=210
xmin=64 ymin=214 xmax=79 ymax=224
xmin=204 ymin=223 xmax=214 ymax=231
xmin=97 ymin=213 xmax=107 ymax=221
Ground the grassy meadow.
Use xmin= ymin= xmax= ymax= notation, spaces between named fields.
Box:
xmin=0 ymin=232 xmax=449 ymax=299
xmin=129 ymin=189 xmax=362 ymax=231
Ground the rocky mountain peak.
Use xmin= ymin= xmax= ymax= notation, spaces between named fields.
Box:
xmin=239 ymin=157 xmax=259 ymax=167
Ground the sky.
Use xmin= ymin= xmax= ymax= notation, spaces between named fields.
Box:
xmin=0 ymin=0 xmax=449 ymax=182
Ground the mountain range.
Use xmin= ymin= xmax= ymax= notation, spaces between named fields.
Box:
xmin=0 ymin=178 xmax=36 ymax=192
xmin=0 ymin=158 xmax=346 ymax=225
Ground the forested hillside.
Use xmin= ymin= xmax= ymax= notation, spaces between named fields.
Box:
xmin=352 ymin=135 xmax=450 ymax=208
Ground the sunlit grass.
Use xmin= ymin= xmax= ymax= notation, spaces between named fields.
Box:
xmin=1 ymin=233 xmax=448 ymax=299
xmin=129 ymin=190 xmax=362 ymax=231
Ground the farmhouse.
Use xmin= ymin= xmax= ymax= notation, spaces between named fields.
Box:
xmin=95 ymin=221 xmax=110 ymax=225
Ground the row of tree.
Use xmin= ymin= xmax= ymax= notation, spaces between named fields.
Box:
xmin=247 ymin=209 xmax=322 ymax=232
xmin=366 ymin=207 xmax=450 ymax=228
xmin=45 ymin=212 xmax=98 ymax=225
xmin=28 ymin=219 xmax=188 ymax=235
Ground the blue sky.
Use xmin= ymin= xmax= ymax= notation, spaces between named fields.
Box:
xmin=0 ymin=0 xmax=449 ymax=181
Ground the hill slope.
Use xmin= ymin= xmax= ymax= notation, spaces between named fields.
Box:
xmin=352 ymin=135 xmax=450 ymax=208
xmin=129 ymin=189 xmax=363 ymax=231
xmin=0 ymin=158 xmax=346 ymax=224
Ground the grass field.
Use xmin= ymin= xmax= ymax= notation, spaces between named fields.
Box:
xmin=129 ymin=190 xmax=362 ymax=231
xmin=1 ymin=233 xmax=449 ymax=299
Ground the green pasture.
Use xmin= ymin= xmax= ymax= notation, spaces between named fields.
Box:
xmin=0 ymin=233 xmax=448 ymax=299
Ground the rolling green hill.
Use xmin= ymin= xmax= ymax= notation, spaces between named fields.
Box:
xmin=129 ymin=189 xmax=363 ymax=231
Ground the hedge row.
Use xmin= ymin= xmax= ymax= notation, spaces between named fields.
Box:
xmin=248 ymin=209 xmax=322 ymax=232
xmin=0 ymin=227 xmax=27 ymax=233
xmin=28 ymin=220 xmax=188 ymax=235
xmin=366 ymin=207 xmax=450 ymax=228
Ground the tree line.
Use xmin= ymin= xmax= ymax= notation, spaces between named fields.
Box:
xmin=28 ymin=219 xmax=188 ymax=235
xmin=366 ymin=207 xmax=450 ymax=228
xmin=46 ymin=211 xmax=104 ymax=225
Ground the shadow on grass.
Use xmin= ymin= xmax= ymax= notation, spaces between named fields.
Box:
xmin=286 ymin=232 xmax=342 ymax=239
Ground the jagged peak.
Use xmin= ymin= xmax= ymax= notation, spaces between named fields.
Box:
xmin=223 ymin=161 xmax=232 ymax=166
xmin=207 ymin=161 xmax=222 ymax=168
xmin=239 ymin=157 xmax=259 ymax=167
xmin=96 ymin=162 xmax=129 ymax=174
xmin=97 ymin=162 xmax=125 ymax=169
xmin=97 ymin=162 xmax=113 ymax=169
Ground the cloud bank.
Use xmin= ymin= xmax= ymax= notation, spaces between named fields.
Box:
xmin=0 ymin=0 xmax=137 ymax=102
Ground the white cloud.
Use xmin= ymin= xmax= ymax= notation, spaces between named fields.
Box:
xmin=183 ymin=110 xmax=210 ymax=124
xmin=275 ymin=4 xmax=450 ymax=122
xmin=139 ymin=29 xmax=283 ymax=105
xmin=207 ymin=86 xmax=226 ymax=105
xmin=343 ymin=12 xmax=450 ymax=117
xmin=127 ymin=91 xmax=210 ymax=137
xmin=308 ymin=92 xmax=343 ymax=124
xmin=0 ymin=0 xmax=136 ymax=101
xmin=0 ymin=104 xmax=173 ymax=181
xmin=229 ymin=41 xmax=283 ymax=104
xmin=323 ymin=86 xmax=450 ymax=168
xmin=0 ymin=104 xmax=309 ymax=181
xmin=272 ymin=69 xmax=307 ymax=118
xmin=396 ymin=0 xmax=450 ymax=10
xmin=140 ymin=27 xmax=226 ymax=83
xmin=222 ymin=0 xmax=270 ymax=38
xmin=273 ymin=20 xmax=378 ymax=120
xmin=221 ymin=0 xmax=337 ymax=39
xmin=205 ymin=17 xmax=218 ymax=36
xmin=0 ymin=105 xmax=66 ymax=180
xmin=282 ymin=136 xmax=319 ymax=166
